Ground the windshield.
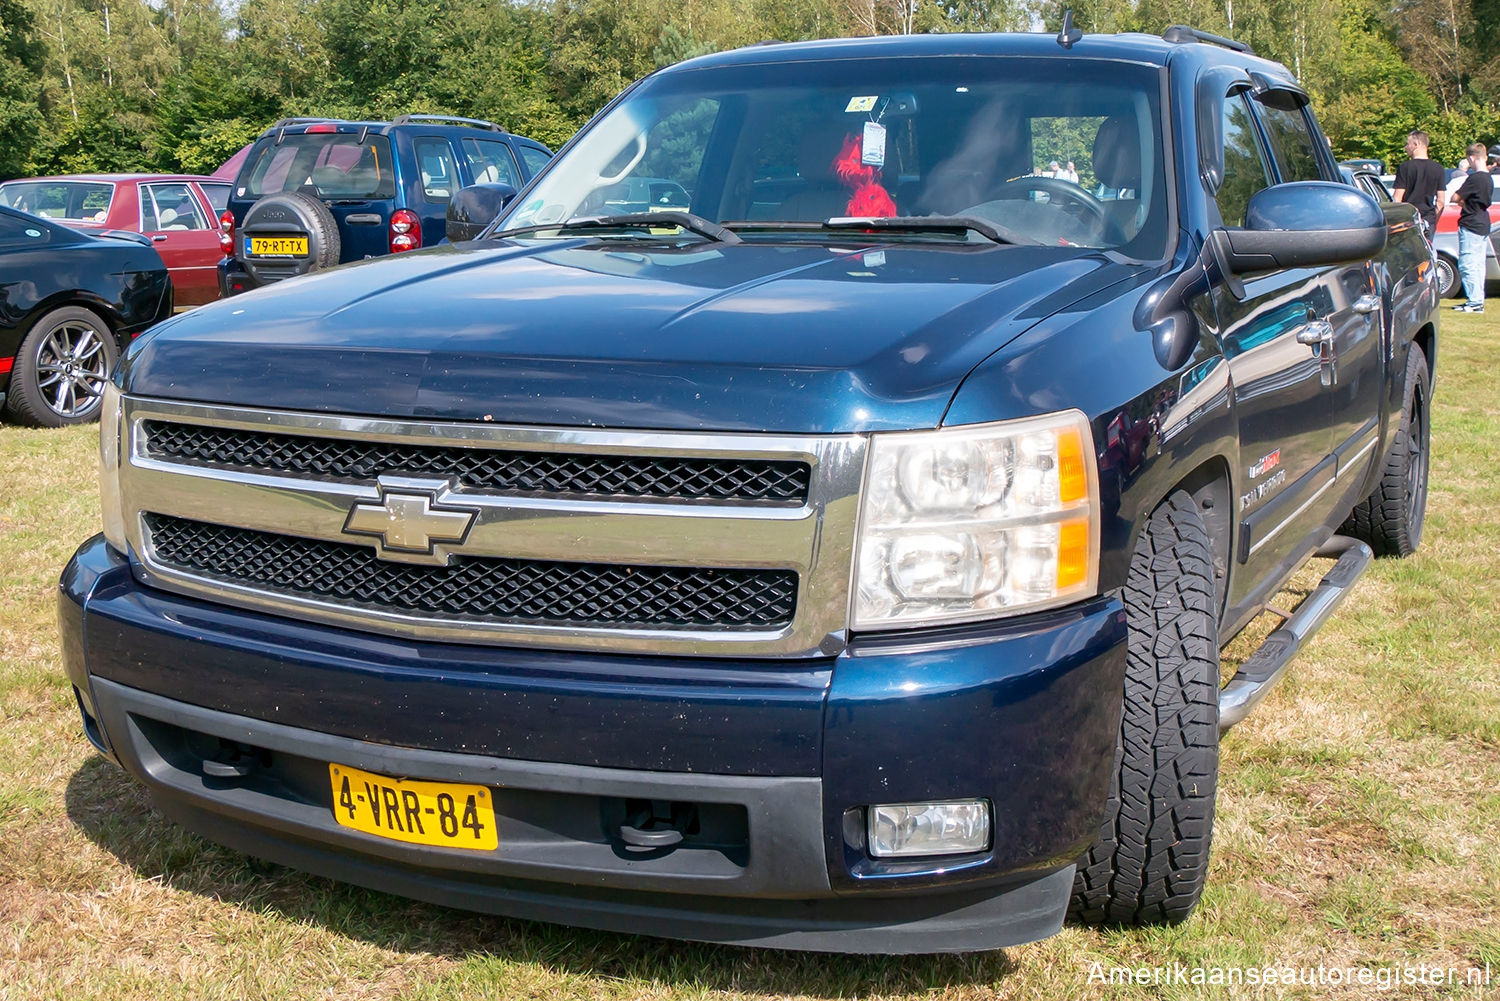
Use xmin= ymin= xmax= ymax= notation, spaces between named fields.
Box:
xmin=0 ymin=181 xmax=115 ymax=223
xmin=240 ymin=134 xmax=396 ymax=200
xmin=503 ymin=56 xmax=1169 ymax=255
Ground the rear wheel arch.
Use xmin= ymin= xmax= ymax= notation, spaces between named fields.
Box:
xmin=1412 ymin=323 xmax=1436 ymax=392
xmin=32 ymin=294 xmax=124 ymax=339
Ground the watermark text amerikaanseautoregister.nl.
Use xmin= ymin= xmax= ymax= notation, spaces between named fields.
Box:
xmin=1088 ymin=960 xmax=1492 ymax=991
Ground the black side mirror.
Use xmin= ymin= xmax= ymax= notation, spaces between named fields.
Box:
xmin=1214 ymin=181 xmax=1387 ymax=275
xmin=446 ymin=183 xmax=518 ymax=243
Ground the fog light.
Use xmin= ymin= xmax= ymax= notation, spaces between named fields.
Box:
xmin=867 ymin=800 xmax=990 ymax=858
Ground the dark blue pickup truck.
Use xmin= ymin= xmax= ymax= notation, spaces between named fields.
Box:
xmin=61 ymin=26 xmax=1437 ymax=953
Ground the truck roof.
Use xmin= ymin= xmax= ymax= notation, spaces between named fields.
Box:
xmin=671 ymin=30 xmax=1298 ymax=86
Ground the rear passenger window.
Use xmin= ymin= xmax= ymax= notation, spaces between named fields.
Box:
xmin=1256 ymin=98 xmax=1324 ymax=183
xmin=415 ymin=139 xmax=459 ymax=202
xmin=1216 ymin=93 xmax=1271 ymax=228
xmin=199 ymin=183 xmax=231 ymax=213
xmin=518 ymin=145 xmax=551 ymax=179
xmin=142 ymin=183 xmax=209 ymax=231
xmin=460 ymin=139 xmax=519 ymax=188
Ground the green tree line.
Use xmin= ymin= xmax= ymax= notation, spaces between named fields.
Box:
xmin=1 ymin=0 xmax=1497 ymax=182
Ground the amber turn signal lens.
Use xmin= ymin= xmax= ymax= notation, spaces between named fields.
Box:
xmin=1055 ymin=518 xmax=1090 ymax=590
xmin=1056 ymin=427 xmax=1088 ymax=504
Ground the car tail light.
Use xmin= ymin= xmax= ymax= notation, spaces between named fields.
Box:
xmin=219 ymin=209 xmax=235 ymax=257
xmin=390 ymin=209 xmax=421 ymax=253
xmin=305 ymin=123 xmax=338 ymax=133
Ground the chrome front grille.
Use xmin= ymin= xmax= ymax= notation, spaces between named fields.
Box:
xmin=118 ymin=397 xmax=866 ymax=657
xmin=142 ymin=421 xmax=812 ymax=504
xmin=147 ymin=513 xmax=800 ymax=630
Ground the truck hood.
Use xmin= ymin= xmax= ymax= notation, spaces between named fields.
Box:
xmin=124 ymin=239 xmax=1143 ymax=433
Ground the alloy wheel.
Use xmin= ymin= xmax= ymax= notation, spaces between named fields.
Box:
xmin=34 ymin=319 xmax=109 ymax=419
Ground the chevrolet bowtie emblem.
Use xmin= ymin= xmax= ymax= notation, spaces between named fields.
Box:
xmin=343 ymin=484 xmax=478 ymax=564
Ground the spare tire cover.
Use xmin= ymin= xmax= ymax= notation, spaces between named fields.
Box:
xmin=237 ymin=191 xmax=341 ymax=285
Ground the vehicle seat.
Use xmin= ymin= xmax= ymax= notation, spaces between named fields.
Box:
xmin=156 ymin=207 xmax=180 ymax=229
xmin=170 ymin=199 xmax=199 ymax=229
xmin=1091 ymin=116 xmax=1143 ymax=237
xmin=778 ymin=128 xmax=856 ymax=221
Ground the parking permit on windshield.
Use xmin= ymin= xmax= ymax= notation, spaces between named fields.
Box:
xmin=846 ymin=95 xmax=878 ymax=113
xmin=862 ymin=122 xmax=887 ymax=167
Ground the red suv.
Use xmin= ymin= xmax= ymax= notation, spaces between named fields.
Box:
xmin=0 ymin=174 xmax=231 ymax=307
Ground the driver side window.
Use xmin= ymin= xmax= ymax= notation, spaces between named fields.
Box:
xmin=1217 ymin=92 xmax=1271 ymax=228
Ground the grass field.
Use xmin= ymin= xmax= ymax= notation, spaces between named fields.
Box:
xmin=2 ymin=312 xmax=1498 ymax=1000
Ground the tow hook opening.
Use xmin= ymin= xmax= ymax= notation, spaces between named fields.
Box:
xmin=200 ymin=738 xmax=268 ymax=782
xmin=617 ymin=799 xmax=698 ymax=852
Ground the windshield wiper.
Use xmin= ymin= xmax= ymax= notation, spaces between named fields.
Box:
xmin=723 ymin=216 xmax=1038 ymax=247
xmin=491 ymin=211 xmax=742 ymax=244
xmin=824 ymin=216 xmax=1037 ymax=246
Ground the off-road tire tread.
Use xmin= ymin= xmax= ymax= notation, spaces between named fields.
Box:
xmin=4 ymin=306 xmax=118 ymax=428
xmin=1340 ymin=349 xmax=1428 ymax=557
xmin=1069 ymin=491 xmax=1219 ymax=926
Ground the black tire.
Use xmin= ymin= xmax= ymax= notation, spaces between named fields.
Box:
xmin=1070 ymin=491 xmax=1220 ymax=926
xmin=1340 ymin=348 xmax=1430 ymax=557
xmin=1434 ymin=254 xmax=1459 ymax=299
xmin=4 ymin=305 xmax=119 ymax=427
xmin=238 ymin=191 xmax=340 ymax=286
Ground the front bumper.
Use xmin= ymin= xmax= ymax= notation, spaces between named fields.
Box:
xmin=61 ymin=535 xmax=1126 ymax=952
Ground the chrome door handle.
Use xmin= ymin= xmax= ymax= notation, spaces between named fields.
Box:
xmin=1296 ymin=320 xmax=1334 ymax=345
xmin=151 ymin=235 xmax=168 ymax=242
xmin=1352 ymin=294 xmax=1380 ymax=314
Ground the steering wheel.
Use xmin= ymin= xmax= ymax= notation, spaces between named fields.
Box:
xmin=986 ymin=175 xmax=1119 ymax=243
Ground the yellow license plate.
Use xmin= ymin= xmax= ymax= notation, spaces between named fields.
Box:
xmin=248 ymin=235 xmax=308 ymax=257
xmin=329 ymin=763 xmax=497 ymax=850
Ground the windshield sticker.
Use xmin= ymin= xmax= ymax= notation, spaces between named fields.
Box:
xmin=861 ymin=122 xmax=887 ymax=167
xmin=833 ymin=133 xmax=896 ymax=217
xmin=845 ymin=95 xmax=878 ymax=113
xmin=863 ymin=251 xmax=886 ymax=268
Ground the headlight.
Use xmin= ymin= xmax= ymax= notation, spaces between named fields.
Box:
xmin=99 ymin=381 xmax=128 ymax=553
xmin=852 ymin=411 xmax=1099 ymax=629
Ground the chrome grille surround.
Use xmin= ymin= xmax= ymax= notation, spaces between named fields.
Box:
xmin=119 ymin=396 xmax=867 ymax=658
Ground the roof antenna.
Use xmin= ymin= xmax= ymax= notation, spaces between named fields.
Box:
xmin=1057 ymin=8 xmax=1082 ymax=49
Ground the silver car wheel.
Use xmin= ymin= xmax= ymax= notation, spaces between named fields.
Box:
xmin=34 ymin=319 xmax=110 ymax=419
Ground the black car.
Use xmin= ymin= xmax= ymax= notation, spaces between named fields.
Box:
xmin=0 ymin=205 xmax=172 ymax=426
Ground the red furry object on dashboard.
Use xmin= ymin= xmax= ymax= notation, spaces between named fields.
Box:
xmin=832 ymin=134 xmax=896 ymax=217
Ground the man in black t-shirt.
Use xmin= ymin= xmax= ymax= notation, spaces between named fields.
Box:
xmin=1452 ymin=143 xmax=1494 ymax=313
xmin=1392 ymin=130 xmax=1446 ymax=234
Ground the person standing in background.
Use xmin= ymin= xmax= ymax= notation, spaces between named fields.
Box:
xmin=1451 ymin=143 xmax=1494 ymax=314
xmin=1392 ymin=130 xmax=1446 ymax=235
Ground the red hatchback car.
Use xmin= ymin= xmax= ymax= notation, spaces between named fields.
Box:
xmin=0 ymin=174 xmax=232 ymax=306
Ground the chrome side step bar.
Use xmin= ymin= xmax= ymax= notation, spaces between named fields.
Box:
xmin=1219 ymin=536 xmax=1373 ymax=731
